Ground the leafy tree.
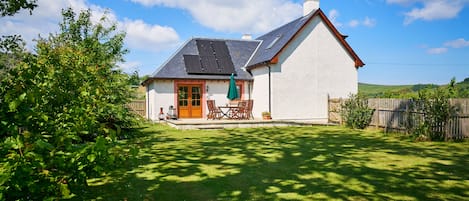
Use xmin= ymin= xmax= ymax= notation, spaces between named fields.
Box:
xmin=1 ymin=0 xmax=37 ymax=78
xmin=0 ymin=8 xmax=137 ymax=200
xmin=141 ymin=74 xmax=150 ymax=83
xmin=411 ymin=84 xmax=438 ymax=92
xmin=0 ymin=35 xmax=26 ymax=79
xmin=128 ymin=70 xmax=141 ymax=86
xmin=0 ymin=0 xmax=37 ymax=16
xmin=463 ymin=77 xmax=469 ymax=83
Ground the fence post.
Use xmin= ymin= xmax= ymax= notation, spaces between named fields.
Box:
xmin=327 ymin=94 xmax=330 ymax=123
xmin=376 ymin=99 xmax=380 ymax=129
xmin=405 ymin=101 xmax=409 ymax=134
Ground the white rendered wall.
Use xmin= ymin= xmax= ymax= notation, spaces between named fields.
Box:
xmin=206 ymin=80 xmax=231 ymax=106
xmin=252 ymin=16 xmax=358 ymax=121
xmin=146 ymin=80 xmax=175 ymax=121
xmin=250 ymin=67 xmax=271 ymax=119
xmin=147 ymin=79 xmax=252 ymax=120
xmin=205 ymin=80 xmax=252 ymax=109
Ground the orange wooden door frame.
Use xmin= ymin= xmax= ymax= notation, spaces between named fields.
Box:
xmin=177 ymin=84 xmax=203 ymax=118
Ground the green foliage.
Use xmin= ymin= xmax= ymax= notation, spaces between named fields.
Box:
xmin=128 ymin=70 xmax=141 ymax=86
xmin=411 ymin=79 xmax=459 ymax=141
xmin=0 ymin=8 xmax=137 ymax=200
xmin=0 ymin=0 xmax=37 ymax=16
xmin=340 ymin=94 xmax=374 ymax=129
xmin=141 ymin=74 xmax=150 ymax=83
xmin=0 ymin=35 xmax=26 ymax=79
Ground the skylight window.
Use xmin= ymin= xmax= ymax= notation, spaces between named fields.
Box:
xmin=266 ymin=35 xmax=282 ymax=49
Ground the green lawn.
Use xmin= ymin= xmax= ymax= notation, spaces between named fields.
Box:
xmin=75 ymin=124 xmax=469 ymax=200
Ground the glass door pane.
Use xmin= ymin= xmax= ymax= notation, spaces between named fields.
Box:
xmin=192 ymin=87 xmax=201 ymax=106
xmin=178 ymin=86 xmax=188 ymax=107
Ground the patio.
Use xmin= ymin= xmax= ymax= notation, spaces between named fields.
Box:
xmin=161 ymin=118 xmax=334 ymax=130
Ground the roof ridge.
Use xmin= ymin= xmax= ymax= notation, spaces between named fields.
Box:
xmin=191 ymin=36 xmax=262 ymax=43
xmin=255 ymin=12 xmax=313 ymax=40
xmin=150 ymin=38 xmax=192 ymax=77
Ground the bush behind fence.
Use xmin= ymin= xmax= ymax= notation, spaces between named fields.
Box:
xmin=329 ymin=98 xmax=469 ymax=140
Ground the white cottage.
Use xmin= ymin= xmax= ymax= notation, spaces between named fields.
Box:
xmin=142 ymin=0 xmax=364 ymax=122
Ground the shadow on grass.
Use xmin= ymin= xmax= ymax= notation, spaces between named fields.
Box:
xmin=70 ymin=125 xmax=469 ymax=200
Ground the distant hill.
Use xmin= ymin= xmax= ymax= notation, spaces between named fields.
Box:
xmin=359 ymin=78 xmax=469 ymax=98
xmin=359 ymin=83 xmax=414 ymax=95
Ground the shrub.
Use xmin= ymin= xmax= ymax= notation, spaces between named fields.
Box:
xmin=340 ymin=94 xmax=374 ymax=129
xmin=0 ymin=8 xmax=137 ymax=200
xmin=411 ymin=80 xmax=459 ymax=141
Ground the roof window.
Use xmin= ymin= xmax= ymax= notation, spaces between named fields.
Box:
xmin=266 ymin=35 xmax=282 ymax=49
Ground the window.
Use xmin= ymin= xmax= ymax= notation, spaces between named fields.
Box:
xmin=236 ymin=85 xmax=241 ymax=100
xmin=266 ymin=35 xmax=282 ymax=49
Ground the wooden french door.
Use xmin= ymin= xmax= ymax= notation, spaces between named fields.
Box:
xmin=178 ymin=85 xmax=202 ymax=118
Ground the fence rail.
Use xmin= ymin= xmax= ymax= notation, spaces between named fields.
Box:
xmin=329 ymin=98 xmax=469 ymax=140
xmin=127 ymin=100 xmax=146 ymax=117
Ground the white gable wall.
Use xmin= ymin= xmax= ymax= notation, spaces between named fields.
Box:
xmin=251 ymin=15 xmax=357 ymax=121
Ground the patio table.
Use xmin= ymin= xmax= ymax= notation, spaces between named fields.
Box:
xmin=218 ymin=105 xmax=241 ymax=119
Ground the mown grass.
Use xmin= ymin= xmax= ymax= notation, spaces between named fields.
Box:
xmin=72 ymin=124 xmax=469 ymax=200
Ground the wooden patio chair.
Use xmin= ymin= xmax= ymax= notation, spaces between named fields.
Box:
xmin=207 ymin=100 xmax=222 ymax=120
xmin=245 ymin=99 xmax=254 ymax=120
xmin=231 ymin=101 xmax=247 ymax=120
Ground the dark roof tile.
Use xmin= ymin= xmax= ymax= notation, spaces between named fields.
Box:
xmin=150 ymin=38 xmax=260 ymax=81
xmin=246 ymin=11 xmax=315 ymax=67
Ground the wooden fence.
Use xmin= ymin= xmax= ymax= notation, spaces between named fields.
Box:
xmin=329 ymin=98 xmax=469 ymax=140
xmin=127 ymin=100 xmax=146 ymax=117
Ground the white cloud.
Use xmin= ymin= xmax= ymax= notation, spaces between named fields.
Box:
xmin=130 ymin=0 xmax=302 ymax=34
xmin=386 ymin=0 xmax=468 ymax=25
xmin=0 ymin=0 xmax=86 ymax=47
xmin=118 ymin=61 xmax=142 ymax=71
xmin=328 ymin=9 xmax=376 ymax=28
xmin=328 ymin=9 xmax=342 ymax=27
xmin=348 ymin=20 xmax=359 ymax=28
xmin=122 ymin=19 xmax=180 ymax=52
xmin=386 ymin=0 xmax=418 ymax=6
xmin=363 ymin=17 xmax=377 ymax=27
xmin=444 ymin=38 xmax=469 ymax=48
xmin=425 ymin=38 xmax=469 ymax=54
xmin=0 ymin=0 xmax=180 ymax=53
xmin=427 ymin=47 xmax=448 ymax=54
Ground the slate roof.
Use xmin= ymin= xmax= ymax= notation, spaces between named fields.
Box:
xmin=144 ymin=9 xmax=364 ymax=85
xmin=149 ymin=38 xmax=259 ymax=81
xmin=246 ymin=9 xmax=364 ymax=69
xmin=246 ymin=11 xmax=316 ymax=68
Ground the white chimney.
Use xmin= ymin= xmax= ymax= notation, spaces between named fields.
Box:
xmin=242 ymin=34 xmax=252 ymax=40
xmin=304 ymin=0 xmax=319 ymax=16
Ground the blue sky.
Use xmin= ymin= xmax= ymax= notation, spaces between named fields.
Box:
xmin=1 ymin=0 xmax=468 ymax=85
